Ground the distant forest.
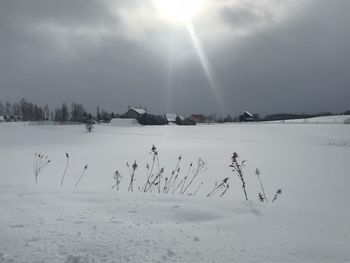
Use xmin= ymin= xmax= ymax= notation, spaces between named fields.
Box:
xmin=0 ymin=98 xmax=349 ymax=123
xmin=0 ymin=99 xmax=117 ymax=123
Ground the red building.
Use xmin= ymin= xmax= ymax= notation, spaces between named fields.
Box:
xmin=191 ymin=114 xmax=207 ymax=123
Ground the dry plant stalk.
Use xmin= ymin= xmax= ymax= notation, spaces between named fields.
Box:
xmin=207 ymin=178 xmax=229 ymax=197
xmin=162 ymin=155 xmax=181 ymax=193
xmin=272 ymin=189 xmax=282 ymax=203
xmin=255 ymin=168 xmax=268 ymax=202
xmin=181 ymin=158 xmax=206 ymax=195
xmin=142 ymin=145 xmax=159 ymax=192
xmin=127 ymin=161 xmax=138 ymax=192
xmin=61 ymin=152 xmax=70 ymax=187
xmin=75 ymin=164 xmax=88 ymax=188
xmin=112 ymin=170 xmax=122 ymax=190
xmin=33 ymin=153 xmax=51 ymax=183
xmin=230 ymin=152 xmax=248 ymax=201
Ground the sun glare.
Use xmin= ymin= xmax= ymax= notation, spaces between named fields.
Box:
xmin=153 ymin=0 xmax=204 ymax=25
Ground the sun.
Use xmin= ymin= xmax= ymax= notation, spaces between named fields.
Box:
xmin=153 ymin=0 xmax=204 ymax=26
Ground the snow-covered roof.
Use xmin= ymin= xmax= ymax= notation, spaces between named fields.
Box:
xmin=244 ymin=111 xmax=253 ymax=117
xmin=131 ymin=108 xmax=146 ymax=115
xmin=0 ymin=116 xmax=4 ymax=121
xmin=165 ymin=113 xmax=177 ymax=122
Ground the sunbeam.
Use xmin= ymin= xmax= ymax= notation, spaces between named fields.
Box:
xmin=186 ymin=23 xmax=224 ymax=113
xmin=153 ymin=0 xmax=204 ymax=26
xmin=165 ymin=35 xmax=175 ymax=113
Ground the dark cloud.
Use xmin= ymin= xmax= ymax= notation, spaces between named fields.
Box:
xmin=212 ymin=0 xmax=350 ymax=114
xmin=220 ymin=4 xmax=269 ymax=28
xmin=0 ymin=0 xmax=349 ymax=116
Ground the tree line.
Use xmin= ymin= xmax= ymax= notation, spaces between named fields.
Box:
xmin=1 ymin=98 xmax=349 ymax=123
xmin=0 ymin=99 xmax=117 ymax=123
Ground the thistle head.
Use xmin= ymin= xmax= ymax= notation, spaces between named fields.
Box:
xmin=114 ymin=170 xmax=121 ymax=180
xmin=255 ymin=168 xmax=260 ymax=176
xmin=258 ymin=193 xmax=264 ymax=202
xmin=232 ymin=152 xmax=238 ymax=161
xmin=151 ymin=145 xmax=158 ymax=155
xmin=132 ymin=161 xmax=138 ymax=171
xmin=198 ymin=158 xmax=205 ymax=167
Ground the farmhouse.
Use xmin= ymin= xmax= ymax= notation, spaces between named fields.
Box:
xmin=239 ymin=111 xmax=254 ymax=122
xmin=165 ymin=113 xmax=184 ymax=123
xmin=121 ymin=108 xmax=146 ymax=119
xmin=165 ymin=113 xmax=177 ymax=123
xmin=191 ymin=114 xmax=207 ymax=123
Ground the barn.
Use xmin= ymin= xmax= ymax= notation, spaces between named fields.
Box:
xmin=121 ymin=108 xmax=146 ymax=119
xmin=239 ymin=111 xmax=254 ymax=122
xmin=165 ymin=114 xmax=185 ymax=124
xmin=191 ymin=114 xmax=207 ymax=123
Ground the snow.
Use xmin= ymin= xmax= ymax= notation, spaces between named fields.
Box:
xmin=165 ymin=113 xmax=177 ymax=122
xmin=109 ymin=118 xmax=140 ymax=127
xmin=270 ymin=114 xmax=350 ymax=124
xmin=243 ymin=111 xmax=253 ymax=117
xmin=0 ymin=121 xmax=349 ymax=262
xmin=131 ymin=108 xmax=146 ymax=115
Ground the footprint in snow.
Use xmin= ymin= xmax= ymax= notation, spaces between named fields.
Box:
xmin=110 ymin=220 xmax=124 ymax=224
xmin=109 ymin=217 xmax=124 ymax=224
xmin=249 ymin=208 xmax=261 ymax=216
xmin=24 ymin=237 xmax=40 ymax=243
xmin=9 ymin=224 xmax=24 ymax=228
xmin=166 ymin=249 xmax=176 ymax=257
xmin=193 ymin=236 xmax=200 ymax=242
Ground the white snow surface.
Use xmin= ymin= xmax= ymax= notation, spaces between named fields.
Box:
xmin=165 ymin=114 xmax=177 ymax=122
xmin=270 ymin=114 xmax=350 ymax=124
xmin=109 ymin=118 xmax=140 ymax=127
xmin=0 ymin=122 xmax=349 ymax=262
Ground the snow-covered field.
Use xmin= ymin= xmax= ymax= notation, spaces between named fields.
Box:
xmin=270 ymin=115 xmax=350 ymax=124
xmin=1 ymin=117 xmax=349 ymax=262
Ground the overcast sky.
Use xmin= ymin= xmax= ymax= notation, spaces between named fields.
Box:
xmin=0 ymin=0 xmax=349 ymax=116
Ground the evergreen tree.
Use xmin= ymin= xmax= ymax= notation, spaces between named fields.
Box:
xmin=54 ymin=108 xmax=62 ymax=122
xmin=5 ymin=102 xmax=11 ymax=115
xmin=61 ymin=103 xmax=69 ymax=123
xmin=0 ymin=101 xmax=5 ymax=115
xmin=96 ymin=106 xmax=101 ymax=122
xmin=71 ymin=102 xmax=86 ymax=122
xmin=11 ymin=103 xmax=21 ymax=119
